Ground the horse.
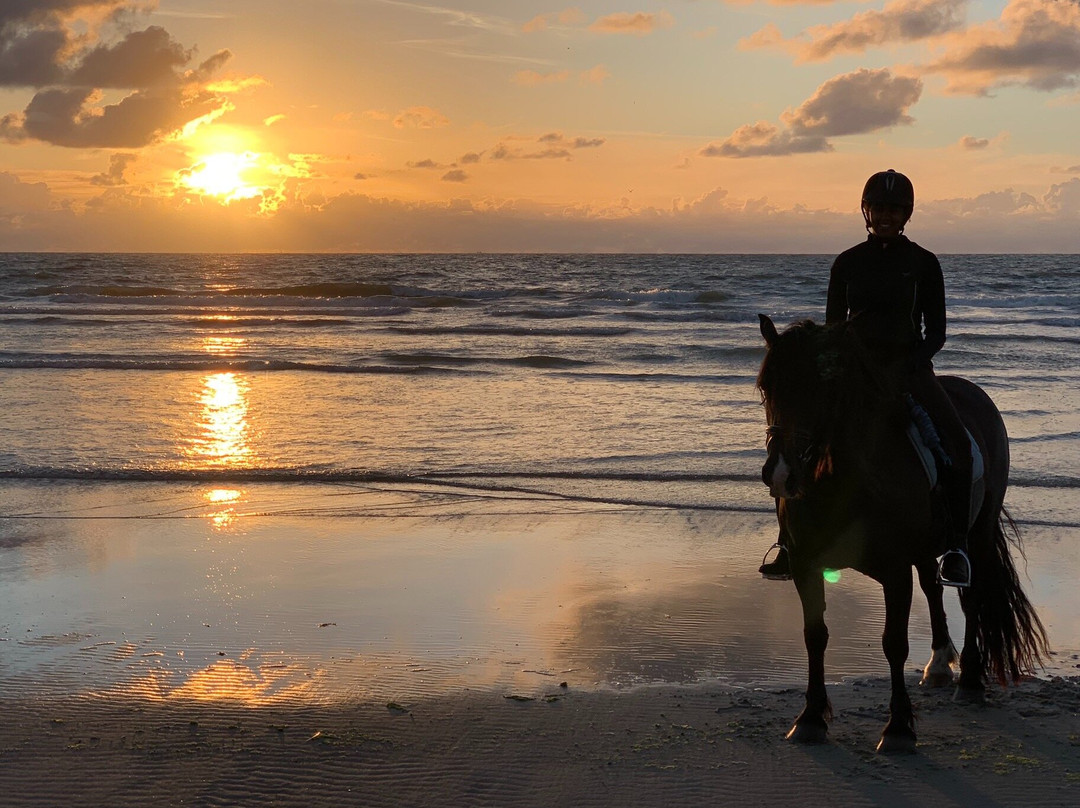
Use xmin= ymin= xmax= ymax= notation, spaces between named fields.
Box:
xmin=756 ymin=314 xmax=1048 ymax=754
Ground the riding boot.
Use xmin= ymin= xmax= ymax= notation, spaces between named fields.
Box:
xmin=759 ymin=541 xmax=791 ymax=580
xmin=908 ymin=365 xmax=973 ymax=589
xmin=938 ymin=470 xmax=972 ymax=588
xmin=760 ymin=505 xmax=793 ymax=581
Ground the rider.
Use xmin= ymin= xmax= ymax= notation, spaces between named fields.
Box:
xmin=759 ymin=169 xmax=973 ymax=587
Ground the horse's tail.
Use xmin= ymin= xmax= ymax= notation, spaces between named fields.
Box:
xmin=971 ymin=505 xmax=1050 ymax=685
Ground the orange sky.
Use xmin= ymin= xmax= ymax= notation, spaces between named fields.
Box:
xmin=1 ymin=0 xmax=1079 ymax=251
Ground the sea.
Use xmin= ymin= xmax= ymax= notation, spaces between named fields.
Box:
xmin=1 ymin=252 xmax=1077 ymax=513
xmin=1 ymin=253 xmax=1078 ymax=693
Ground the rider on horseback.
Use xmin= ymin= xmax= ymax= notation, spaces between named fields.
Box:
xmin=760 ymin=170 xmax=973 ymax=587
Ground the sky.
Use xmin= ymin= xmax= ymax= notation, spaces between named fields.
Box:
xmin=1 ymin=0 xmax=1079 ymax=252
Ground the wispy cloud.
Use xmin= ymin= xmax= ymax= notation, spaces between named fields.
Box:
xmin=958 ymin=135 xmax=989 ymax=150
xmin=392 ymin=106 xmax=450 ymax=129
xmin=368 ymin=0 xmax=518 ymax=35
xmin=513 ymin=65 xmax=609 ymax=86
xmin=702 ymin=68 xmax=922 ymax=157
xmin=522 ymin=8 xmax=588 ymax=33
xmin=589 ymin=11 xmax=675 ymax=36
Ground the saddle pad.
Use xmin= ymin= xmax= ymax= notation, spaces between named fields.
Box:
xmin=905 ymin=424 xmax=985 ymax=530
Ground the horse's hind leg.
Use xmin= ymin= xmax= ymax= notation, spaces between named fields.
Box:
xmin=916 ymin=560 xmax=958 ymax=687
xmin=786 ymin=569 xmax=831 ymax=744
xmin=955 ymin=585 xmax=986 ymax=702
xmin=877 ymin=571 xmax=917 ymax=754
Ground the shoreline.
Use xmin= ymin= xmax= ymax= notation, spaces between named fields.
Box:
xmin=1 ymin=676 xmax=1076 ymax=807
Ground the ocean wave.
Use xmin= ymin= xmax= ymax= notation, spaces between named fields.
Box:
xmin=0 ymin=357 xmax=478 ymax=374
xmin=388 ymin=324 xmax=638 ymax=337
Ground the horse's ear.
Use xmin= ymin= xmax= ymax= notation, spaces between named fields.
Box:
xmin=759 ymin=314 xmax=779 ymax=346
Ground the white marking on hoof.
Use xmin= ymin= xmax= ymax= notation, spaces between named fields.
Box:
xmin=920 ymin=642 xmax=958 ymax=687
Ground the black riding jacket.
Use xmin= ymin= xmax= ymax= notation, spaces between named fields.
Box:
xmin=825 ymin=234 xmax=946 ymax=367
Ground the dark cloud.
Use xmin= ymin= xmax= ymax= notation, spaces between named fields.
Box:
xmin=69 ymin=26 xmax=191 ymax=88
xmin=441 ymin=169 xmax=468 ymax=182
xmin=0 ymin=26 xmax=67 ymax=86
xmin=741 ymin=0 xmax=966 ymax=63
xmin=459 ymin=152 xmax=482 ymax=164
xmin=784 ymin=68 xmax=922 ymax=136
xmin=703 ymin=69 xmax=921 ymax=157
xmin=90 ymin=152 xmax=135 ymax=186
xmin=489 ymin=132 xmax=605 ymax=159
xmin=958 ymin=135 xmax=990 ymax=150
xmin=0 ymin=3 xmax=235 ymax=147
xmin=924 ymin=0 xmax=1080 ymax=94
xmin=5 ymin=85 xmax=226 ymax=148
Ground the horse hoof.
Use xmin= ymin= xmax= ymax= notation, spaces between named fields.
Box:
xmin=919 ymin=671 xmax=955 ymax=688
xmin=786 ymin=722 xmax=828 ymax=744
xmin=876 ymin=732 xmax=917 ymax=755
xmin=953 ymin=685 xmax=986 ymax=704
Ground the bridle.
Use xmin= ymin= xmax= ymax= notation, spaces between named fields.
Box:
xmin=764 ymin=423 xmax=823 ymax=499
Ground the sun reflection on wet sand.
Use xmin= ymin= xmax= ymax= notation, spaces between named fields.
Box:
xmin=186 ymin=372 xmax=254 ymax=467
xmin=113 ymin=658 xmax=319 ymax=706
xmin=206 ymin=488 xmax=244 ymax=530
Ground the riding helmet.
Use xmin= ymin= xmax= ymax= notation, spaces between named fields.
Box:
xmin=861 ymin=169 xmax=914 ymax=209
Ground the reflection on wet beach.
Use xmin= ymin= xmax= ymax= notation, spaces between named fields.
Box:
xmin=0 ymin=481 xmax=1077 ymax=705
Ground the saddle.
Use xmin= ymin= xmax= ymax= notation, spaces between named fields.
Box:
xmin=905 ymin=416 xmax=985 ymax=530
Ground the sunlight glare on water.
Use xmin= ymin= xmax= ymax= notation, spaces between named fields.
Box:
xmin=185 ymin=372 xmax=254 ymax=467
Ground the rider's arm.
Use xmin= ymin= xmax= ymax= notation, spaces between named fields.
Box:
xmin=916 ymin=252 xmax=946 ymax=363
xmin=825 ymin=255 xmax=848 ymax=324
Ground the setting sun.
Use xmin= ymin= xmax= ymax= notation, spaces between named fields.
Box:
xmin=180 ymin=152 xmax=262 ymax=201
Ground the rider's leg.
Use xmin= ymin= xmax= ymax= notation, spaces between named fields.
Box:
xmin=760 ymin=500 xmax=792 ymax=580
xmin=909 ymin=364 xmax=973 ymax=587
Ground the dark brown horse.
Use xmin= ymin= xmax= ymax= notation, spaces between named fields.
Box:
xmin=757 ymin=315 xmax=1048 ymax=754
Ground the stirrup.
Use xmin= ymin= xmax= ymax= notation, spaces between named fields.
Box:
xmin=759 ymin=543 xmax=792 ymax=581
xmin=937 ymin=549 xmax=972 ymax=588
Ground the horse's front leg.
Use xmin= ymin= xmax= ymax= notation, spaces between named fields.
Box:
xmin=786 ymin=567 xmax=832 ymax=744
xmin=877 ymin=571 xmax=917 ymax=754
xmin=916 ymin=560 xmax=958 ymax=687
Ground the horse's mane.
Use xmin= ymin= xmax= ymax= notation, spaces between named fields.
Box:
xmin=757 ymin=318 xmax=901 ymax=483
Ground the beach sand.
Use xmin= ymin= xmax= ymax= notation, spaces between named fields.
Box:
xmin=1 ymin=481 xmax=1077 ymax=806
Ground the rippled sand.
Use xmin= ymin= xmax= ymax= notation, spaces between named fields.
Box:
xmin=1 ymin=481 xmax=1078 ymax=806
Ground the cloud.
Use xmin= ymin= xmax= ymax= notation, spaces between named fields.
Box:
xmin=579 ymin=64 xmax=610 ymax=85
xmin=460 ymin=152 xmax=483 ymax=164
xmin=89 ymin=152 xmax=136 ymax=186
xmin=2 ymin=81 xmax=229 ymax=148
xmin=68 ymin=26 xmax=191 ymax=87
xmin=513 ymin=69 xmax=572 ymax=86
xmin=589 ymin=11 xmax=675 ymax=36
xmin=522 ymin=7 xmax=587 ymax=33
xmin=513 ymin=64 xmax=610 ymax=86
xmin=407 ymin=158 xmax=444 ymax=169
xmin=7 ymin=169 xmax=1080 ymax=252
xmin=392 ymin=105 xmax=450 ymax=128
xmin=0 ymin=3 xmax=243 ymax=148
xmin=700 ymin=121 xmax=830 ymax=158
xmin=703 ymin=68 xmax=922 ymax=157
xmin=490 ymin=132 xmax=606 ymax=160
xmin=740 ymin=0 xmax=966 ymax=63
xmin=441 ymin=169 xmax=468 ymax=182
xmin=923 ymin=0 xmax=1080 ymax=94
xmin=958 ymin=135 xmax=989 ymax=150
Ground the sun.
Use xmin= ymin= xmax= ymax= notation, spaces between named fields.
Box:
xmin=180 ymin=151 xmax=262 ymax=201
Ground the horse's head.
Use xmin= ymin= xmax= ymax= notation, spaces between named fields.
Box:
xmin=756 ymin=314 xmax=841 ymax=499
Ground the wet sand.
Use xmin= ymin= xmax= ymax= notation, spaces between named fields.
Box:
xmin=1 ymin=481 xmax=1078 ymax=805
